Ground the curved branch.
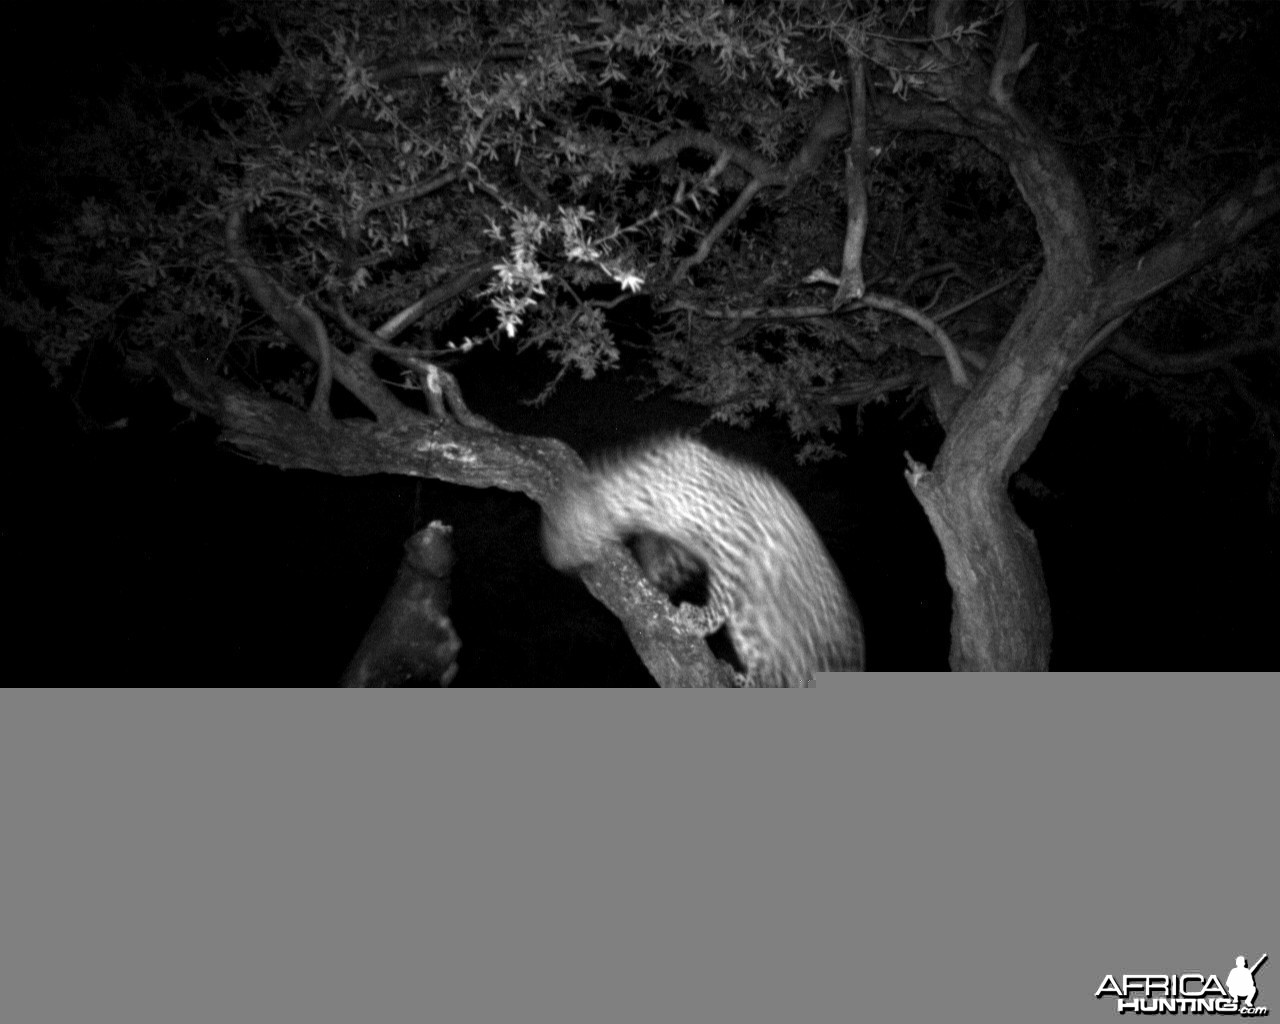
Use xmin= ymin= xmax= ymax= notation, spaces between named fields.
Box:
xmin=621 ymin=90 xmax=850 ymax=193
xmin=803 ymin=270 xmax=972 ymax=387
xmin=988 ymin=0 xmax=1038 ymax=108
xmin=860 ymin=293 xmax=970 ymax=388
xmin=622 ymin=129 xmax=783 ymax=183
xmin=224 ymin=206 xmax=406 ymax=421
xmin=1109 ymin=333 xmax=1279 ymax=376
xmin=415 ymin=361 xmax=496 ymax=430
xmin=322 ymin=297 xmax=496 ymax=430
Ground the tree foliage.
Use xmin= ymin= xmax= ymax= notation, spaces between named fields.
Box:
xmin=6 ymin=0 xmax=1278 ymax=676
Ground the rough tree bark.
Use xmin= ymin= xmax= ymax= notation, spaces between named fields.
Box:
xmin=873 ymin=0 xmax=1280 ymax=669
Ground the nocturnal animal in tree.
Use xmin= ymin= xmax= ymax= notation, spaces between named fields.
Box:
xmin=541 ymin=436 xmax=864 ymax=685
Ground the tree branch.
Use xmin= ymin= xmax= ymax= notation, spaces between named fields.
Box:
xmin=1109 ymin=333 xmax=1279 ymax=376
xmin=224 ymin=206 xmax=406 ymax=422
xmin=1093 ymin=161 xmax=1280 ymax=327
xmin=833 ymin=47 xmax=867 ymax=306
xmin=375 ymin=262 xmax=495 ymax=343
xmin=672 ymin=178 xmax=763 ymax=283
xmin=861 ymin=293 xmax=970 ymax=388
xmin=621 ymin=90 xmax=851 ymax=193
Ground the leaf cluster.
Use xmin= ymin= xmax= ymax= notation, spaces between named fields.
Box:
xmin=4 ymin=0 xmax=1275 ymax=447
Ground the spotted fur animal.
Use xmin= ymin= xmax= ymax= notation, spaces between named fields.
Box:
xmin=541 ymin=436 xmax=864 ymax=685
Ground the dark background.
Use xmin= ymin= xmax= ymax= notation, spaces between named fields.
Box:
xmin=7 ymin=331 xmax=1274 ymax=683
xmin=3 ymin=2 xmax=1276 ymax=683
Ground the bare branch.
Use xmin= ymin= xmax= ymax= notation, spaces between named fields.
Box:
xmin=663 ymin=297 xmax=834 ymax=321
xmin=782 ymin=92 xmax=853 ymax=191
xmin=622 ymin=90 xmax=851 ymax=194
xmin=375 ymin=263 xmax=495 ymax=343
xmin=417 ymin=362 xmax=496 ymax=430
xmin=321 ymin=297 xmax=495 ymax=430
xmin=1094 ymin=161 xmax=1280 ymax=328
xmin=935 ymin=267 xmax=1030 ymax=322
xmin=833 ymin=48 xmax=867 ymax=306
xmin=988 ymin=0 xmax=1038 ymax=109
xmin=672 ymin=178 xmax=763 ymax=283
xmin=294 ymin=300 xmax=333 ymax=418
xmin=1109 ymin=333 xmax=1279 ymax=376
xmin=224 ymin=206 xmax=406 ymax=421
xmin=621 ymin=130 xmax=783 ymax=184
xmin=861 ymin=293 xmax=970 ymax=388
xmin=804 ymin=263 xmax=971 ymax=386
xmin=357 ymin=171 xmax=461 ymax=220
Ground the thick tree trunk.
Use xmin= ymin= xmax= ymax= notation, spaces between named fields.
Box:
xmin=909 ymin=274 xmax=1099 ymax=670
xmin=912 ymin=472 xmax=1052 ymax=672
xmin=888 ymin=1 xmax=1278 ymax=669
xmin=872 ymin=1 xmax=1101 ymax=669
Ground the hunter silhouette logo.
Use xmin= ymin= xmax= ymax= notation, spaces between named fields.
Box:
xmin=1095 ymin=952 xmax=1269 ymax=1015
xmin=1226 ymin=956 xmax=1267 ymax=1010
